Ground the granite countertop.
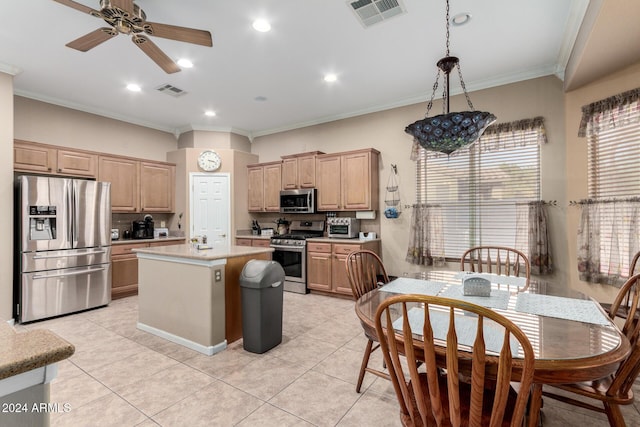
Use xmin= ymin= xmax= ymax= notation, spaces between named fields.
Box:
xmin=306 ymin=237 xmax=381 ymax=243
xmin=111 ymin=236 xmax=185 ymax=245
xmin=133 ymin=243 xmax=274 ymax=261
xmin=0 ymin=322 xmax=75 ymax=381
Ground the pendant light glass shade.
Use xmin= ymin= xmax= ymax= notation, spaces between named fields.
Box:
xmin=406 ymin=0 xmax=496 ymax=155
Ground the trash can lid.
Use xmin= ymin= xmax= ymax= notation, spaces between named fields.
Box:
xmin=239 ymin=259 xmax=285 ymax=289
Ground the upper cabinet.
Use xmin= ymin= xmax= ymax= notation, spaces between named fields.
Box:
xmin=99 ymin=156 xmax=175 ymax=213
xmin=140 ymin=162 xmax=175 ymax=212
xmin=281 ymin=151 xmax=324 ymax=189
xmin=316 ymin=148 xmax=379 ymax=211
xmin=14 ymin=140 xmax=97 ymax=178
xmin=247 ymin=161 xmax=281 ymax=212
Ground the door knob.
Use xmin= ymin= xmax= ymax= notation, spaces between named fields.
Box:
xmin=220 ymin=233 xmax=226 ymax=238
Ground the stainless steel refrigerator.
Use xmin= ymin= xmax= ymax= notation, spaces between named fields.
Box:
xmin=15 ymin=175 xmax=112 ymax=323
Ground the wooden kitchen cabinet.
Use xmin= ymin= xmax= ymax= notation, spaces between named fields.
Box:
xmin=99 ymin=156 xmax=175 ymax=213
xmin=99 ymin=156 xmax=139 ymax=212
xmin=281 ymin=151 xmax=324 ymax=189
xmin=14 ymin=140 xmax=97 ymax=178
xmin=307 ymin=243 xmax=332 ymax=292
xmin=247 ymin=161 xmax=282 ymax=212
xmin=316 ymin=148 xmax=379 ymax=211
xmin=235 ymin=237 xmax=272 ymax=252
xmin=140 ymin=162 xmax=175 ymax=212
xmin=307 ymin=239 xmax=381 ymax=297
xmin=111 ymin=239 xmax=184 ymax=299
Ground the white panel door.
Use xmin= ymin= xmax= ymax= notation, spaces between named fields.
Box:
xmin=190 ymin=174 xmax=230 ymax=249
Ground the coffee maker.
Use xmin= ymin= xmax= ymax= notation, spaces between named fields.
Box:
xmin=132 ymin=215 xmax=154 ymax=239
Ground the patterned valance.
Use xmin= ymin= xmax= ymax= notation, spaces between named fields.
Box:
xmin=482 ymin=116 xmax=547 ymax=144
xmin=578 ymin=88 xmax=640 ymax=137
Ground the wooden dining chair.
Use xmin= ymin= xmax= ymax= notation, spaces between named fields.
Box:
xmin=461 ymin=246 xmax=531 ymax=290
xmin=600 ymin=251 xmax=640 ymax=320
xmin=375 ymin=294 xmax=535 ymax=427
xmin=345 ymin=249 xmax=391 ymax=392
xmin=541 ymin=273 xmax=640 ymax=427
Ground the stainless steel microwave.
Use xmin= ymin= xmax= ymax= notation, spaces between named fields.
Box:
xmin=280 ymin=189 xmax=316 ymax=214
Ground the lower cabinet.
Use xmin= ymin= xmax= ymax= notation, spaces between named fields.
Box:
xmin=111 ymin=240 xmax=184 ymax=299
xmin=307 ymin=240 xmax=381 ymax=297
xmin=236 ymin=237 xmax=272 ymax=249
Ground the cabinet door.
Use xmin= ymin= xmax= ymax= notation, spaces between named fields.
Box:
xmin=57 ymin=150 xmax=97 ymax=178
xmin=316 ymin=155 xmax=342 ymax=210
xmin=332 ymin=253 xmax=354 ymax=296
xmin=111 ymin=256 xmax=139 ymax=299
xmin=14 ymin=141 xmax=56 ymax=173
xmin=263 ymin=163 xmax=282 ymax=212
xmin=342 ymin=151 xmax=371 ymax=210
xmin=99 ymin=156 xmax=140 ymax=212
xmin=307 ymin=251 xmax=332 ymax=292
xmin=140 ymin=162 xmax=175 ymax=212
xmin=281 ymin=158 xmax=298 ymax=190
xmin=298 ymin=155 xmax=317 ymax=188
xmin=247 ymin=166 xmax=264 ymax=212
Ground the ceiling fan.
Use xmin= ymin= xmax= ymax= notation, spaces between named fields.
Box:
xmin=53 ymin=0 xmax=213 ymax=73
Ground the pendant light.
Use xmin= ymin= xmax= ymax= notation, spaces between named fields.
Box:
xmin=405 ymin=0 xmax=496 ymax=155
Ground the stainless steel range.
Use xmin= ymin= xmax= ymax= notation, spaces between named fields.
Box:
xmin=270 ymin=220 xmax=324 ymax=294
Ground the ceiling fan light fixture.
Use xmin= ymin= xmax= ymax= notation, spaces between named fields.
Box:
xmin=405 ymin=0 xmax=495 ymax=156
xmin=177 ymin=58 xmax=193 ymax=68
xmin=126 ymin=83 xmax=141 ymax=92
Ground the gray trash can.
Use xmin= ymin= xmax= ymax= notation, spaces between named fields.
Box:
xmin=239 ymin=260 xmax=285 ymax=353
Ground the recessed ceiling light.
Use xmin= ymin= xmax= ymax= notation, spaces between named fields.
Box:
xmin=254 ymin=96 xmax=268 ymax=102
xmin=126 ymin=83 xmax=141 ymax=92
xmin=177 ymin=58 xmax=193 ymax=68
xmin=324 ymin=73 xmax=338 ymax=83
xmin=451 ymin=12 xmax=472 ymax=26
xmin=252 ymin=19 xmax=271 ymax=32
xmin=204 ymin=110 xmax=216 ymax=117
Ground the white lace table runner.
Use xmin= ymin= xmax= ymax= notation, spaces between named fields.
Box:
xmin=453 ymin=272 xmax=527 ymax=288
xmin=381 ymin=277 xmax=446 ymax=296
xmin=438 ymin=285 xmax=510 ymax=310
xmin=392 ymin=307 xmax=520 ymax=356
xmin=515 ymin=293 xmax=610 ymax=325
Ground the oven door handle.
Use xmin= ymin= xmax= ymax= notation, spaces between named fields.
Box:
xmin=270 ymin=244 xmax=306 ymax=252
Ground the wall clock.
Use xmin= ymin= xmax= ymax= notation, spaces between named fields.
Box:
xmin=197 ymin=150 xmax=221 ymax=171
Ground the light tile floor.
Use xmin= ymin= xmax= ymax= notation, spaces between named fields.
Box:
xmin=17 ymin=292 xmax=640 ymax=426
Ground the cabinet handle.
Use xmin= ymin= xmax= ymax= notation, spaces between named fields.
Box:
xmin=58 ymin=169 xmax=62 ymax=172
xmin=47 ymin=167 xmax=52 ymax=171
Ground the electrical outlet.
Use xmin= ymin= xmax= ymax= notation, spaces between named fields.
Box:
xmin=214 ymin=269 xmax=222 ymax=282
xmin=160 ymin=221 xmax=166 ymax=227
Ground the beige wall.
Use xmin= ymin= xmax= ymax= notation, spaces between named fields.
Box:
xmin=178 ymin=130 xmax=252 ymax=153
xmin=167 ymin=148 xmax=258 ymax=239
xmin=14 ymin=97 xmax=177 ymax=161
xmin=564 ymin=61 xmax=640 ymax=302
xmin=251 ymin=76 xmax=568 ymax=283
xmin=1 ymin=72 xmax=14 ymax=321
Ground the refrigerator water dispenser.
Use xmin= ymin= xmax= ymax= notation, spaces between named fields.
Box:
xmin=28 ymin=205 xmax=56 ymax=240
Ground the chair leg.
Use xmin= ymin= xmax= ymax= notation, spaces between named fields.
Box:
xmin=604 ymin=402 xmax=626 ymax=427
xmin=527 ymin=383 xmax=543 ymax=427
xmin=357 ymin=339 xmax=375 ymax=393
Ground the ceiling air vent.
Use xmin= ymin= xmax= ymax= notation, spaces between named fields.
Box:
xmin=348 ymin=0 xmax=406 ymax=28
xmin=155 ymin=83 xmax=187 ymax=97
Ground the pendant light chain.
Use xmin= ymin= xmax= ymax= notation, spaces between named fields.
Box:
xmin=424 ymin=69 xmax=441 ymax=118
xmin=445 ymin=0 xmax=450 ymax=57
xmin=457 ymin=62 xmax=475 ymax=110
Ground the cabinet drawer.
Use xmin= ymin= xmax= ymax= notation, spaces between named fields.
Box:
xmin=149 ymin=240 xmax=184 ymax=247
xmin=252 ymin=239 xmax=272 ymax=248
xmin=236 ymin=238 xmax=252 ymax=247
xmin=308 ymin=242 xmax=331 ymax=253
xmin=333 ymin=244 xmax=361 ymax=255
xmin=112 ymin=242 xmax=149 ymax=256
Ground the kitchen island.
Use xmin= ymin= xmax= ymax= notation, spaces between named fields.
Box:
xmin=133 ymin=244 xmax=273 ymax=356
xmin=0 ymin=321 xmax=74 ymax=426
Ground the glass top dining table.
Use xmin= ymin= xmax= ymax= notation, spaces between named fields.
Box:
xmin=354 ymin=270 xmax=630 ymax=385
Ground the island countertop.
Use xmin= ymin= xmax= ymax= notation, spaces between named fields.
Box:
xmin=0 ymin=321 xmax=75 ymax=381
xmin=133 ymin=243 xmax=273 ymax=261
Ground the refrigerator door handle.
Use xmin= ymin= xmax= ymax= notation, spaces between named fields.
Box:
xmin=32 ymin=267 xmax=106 ymax=280
xmin=32 ymin=249 xmax=107 ymax=260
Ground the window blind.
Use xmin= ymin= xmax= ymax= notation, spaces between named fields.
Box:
xmin=586 ymin=98 xmax=640 ymax=277
xmin=417 ymin=128 xmax=541 ymax=258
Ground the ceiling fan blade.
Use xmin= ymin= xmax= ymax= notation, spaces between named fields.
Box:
xmin=132 ymin=35 xmax=181 ymax=74
xmin=66 ymin=27 xmax=118 ymax=52
xmin=144 ymin=22 xmax=213 ymax=47
xmin=111 ymin=0 xmax=135 ymax=15
xmin=52 ymin=0 xmax=98 ymax=15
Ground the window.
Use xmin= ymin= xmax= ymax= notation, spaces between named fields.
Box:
xmin=416 ymin=118 xmax=544 ymax=259
xmin=583 ymin=89 xmax=640 ymax=279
